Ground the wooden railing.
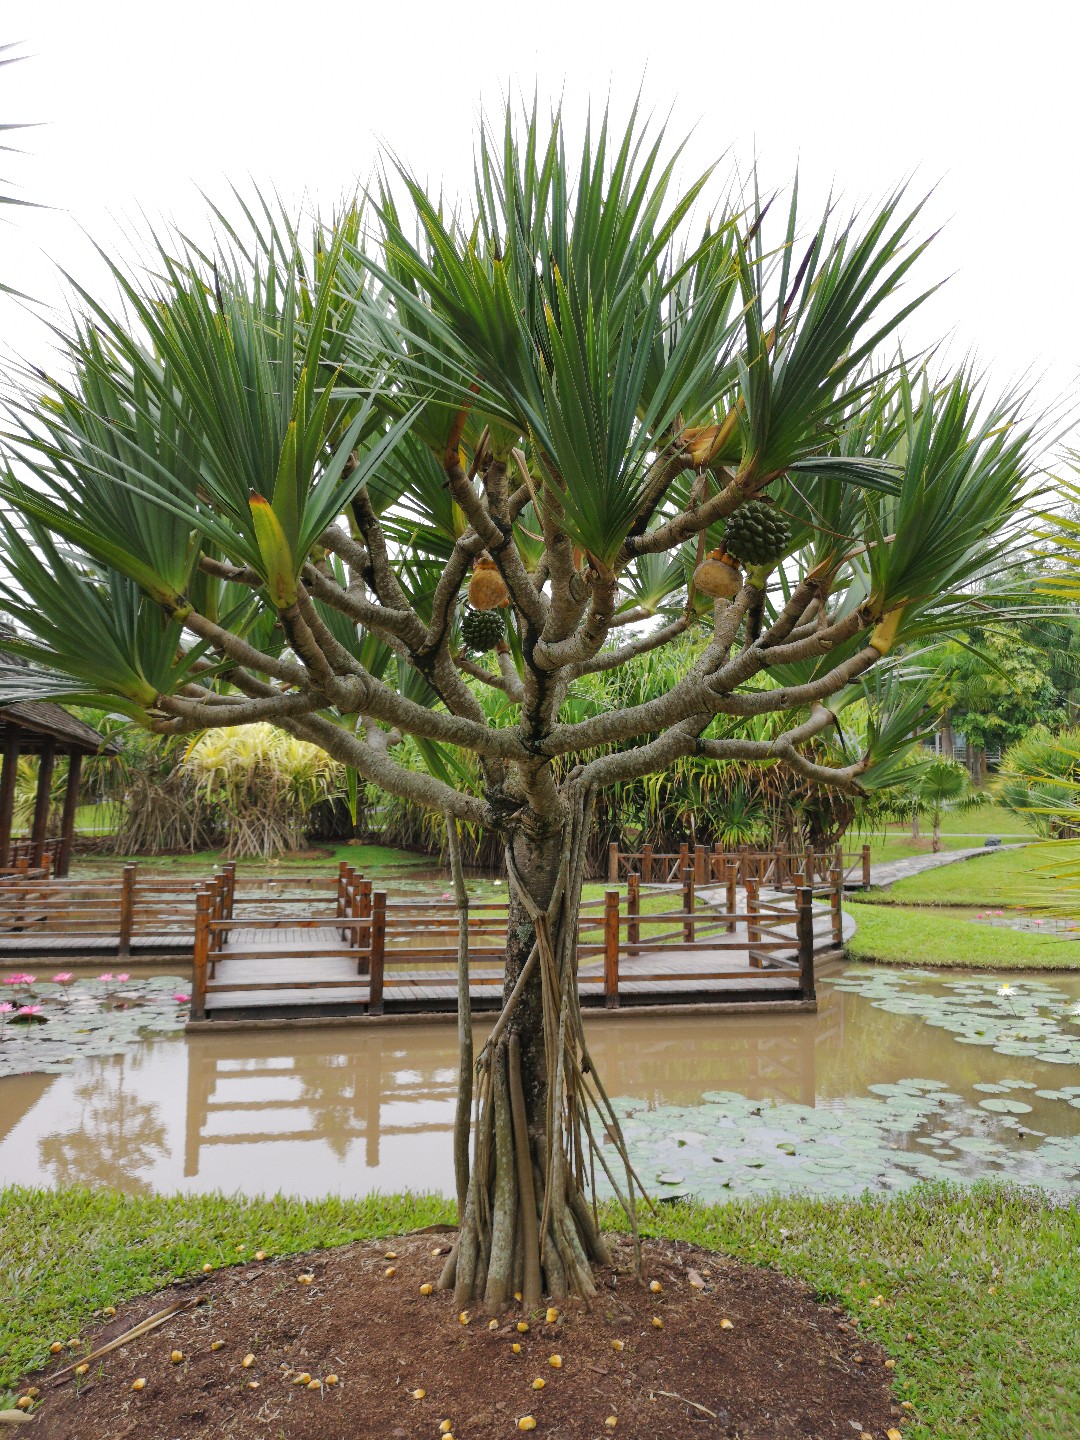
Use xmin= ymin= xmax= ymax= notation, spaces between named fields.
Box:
xmin=607 ymin=841 xmax=872 ymax=890
xmin=188 ymin=858 xmax=841 ymax=1017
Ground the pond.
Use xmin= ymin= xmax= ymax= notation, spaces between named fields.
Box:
xmin=1 ymin=966 xmax=1079 ymax=1202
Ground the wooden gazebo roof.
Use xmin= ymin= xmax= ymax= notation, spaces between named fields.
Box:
xmin=0 ymin=700 xmax=120 ymax=756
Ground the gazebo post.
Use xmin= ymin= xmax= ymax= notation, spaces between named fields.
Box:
xmin=30 ymin=739 xmax=56 ymax=870
xmin=56 ymin=751 xmax=83 ymax=879
xmin=0 ymin=728 xmax=21 ymax=868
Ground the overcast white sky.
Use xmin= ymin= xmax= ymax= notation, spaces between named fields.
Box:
xmin=1 ymin=0 xmax=1077 ymax=454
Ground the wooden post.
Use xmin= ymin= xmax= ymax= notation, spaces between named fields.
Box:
xmin=224 ymin=862 xmax=236 ymax=919
xmin=681 ymin=863 xmax=695 ymax=943
xmin=746 ymin=874 xmax=761 ymax=966
xmin=0 ymin=730 xmax=21 ymax=868
xmin=695 ymin=844 xmax=706 ymax=885
xmin=191 ymin=889 xmax=211 ymax=1021
xmin=862 ymin=844 xmax=871 ymax=889
xmin=356 ymin=879 xmax=372 ymax=974
xmin=604 ymin=889 xmax=620 ymax=1008
xmin=797 ymin=883 xmax=816 ymax=1000
xmin=29 ymin=740 xmax=56 ymax=869
xmin=805 ymin=847 xmax=816 ymax=890
xmin=678 ymin=842 xmax=689 ymax=879
xmin=627 ymin=871 xmax=640 ymax=952
xmin=829 ymin=866 xmax=843 ymax=947
xmin=118 ymin=862 xmax=137 ymax=958
xmin=608 ymin=842 xmax=619 ymax=884
xmin=725 ymin=857 xmax=738 ymax=934
xmin=55 ymin=751 xmax=82 ymax=879
xmin=336 ymin=859 xmax=350 ymax=917
xmin=368 ymin=890 xmax=386 ymax=1015
xmin=642 ymin=844 xmax=653 ymax=884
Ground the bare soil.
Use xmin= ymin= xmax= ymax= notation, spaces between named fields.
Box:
xmin=17 ymin=1230 xmax=907 ymax=1439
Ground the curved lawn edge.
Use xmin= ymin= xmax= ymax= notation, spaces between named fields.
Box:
xmin=843 ymin=900 xmax=1080 ymax=970
xmin=2 ymin=1183 xmax=1078 ymax=1439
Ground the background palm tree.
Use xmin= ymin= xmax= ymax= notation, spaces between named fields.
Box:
xmin=0 ymin=104 xmax=1040 ymax=1307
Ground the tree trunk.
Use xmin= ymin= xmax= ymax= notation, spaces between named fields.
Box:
xmin=932 ymin=813 xmax=942 ymax=853
xmin=911 ymin=809 xmax=920 ymax=840
xmin=440 ymin=797 xmax=632 ymax=1311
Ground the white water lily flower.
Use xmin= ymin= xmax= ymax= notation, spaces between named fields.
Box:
xmin=997 ymin=984 xmax=1015 ymax=997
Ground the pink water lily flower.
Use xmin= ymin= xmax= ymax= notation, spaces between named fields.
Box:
xmin=5 ymin=973 xmax=36 ymax=986
xmin=115 ymin=973 xmax=131 ymax=982
xmin=172 ymin=993 xmax=191 ymax=1003
xmin=16 ymin=1005 xmax=43 ymax=1016
xmin=0 ymin=1002 xmax=14 ymax=1014
xmin=98 ymin=972 xmax=115 ymax=982
xmin=52 ymin=972 xmax=74 ymax=984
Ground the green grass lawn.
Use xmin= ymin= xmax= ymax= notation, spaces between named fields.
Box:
xmin=76 ymin=842 xmax=433 ymax=875
xmin=859 ymin=844 xmax=1073 ymax=910
xmin=845 ymin=900 xmax=1080 ymax=970
xmin=2 ymin=1184 xmax=1075 ymax=1439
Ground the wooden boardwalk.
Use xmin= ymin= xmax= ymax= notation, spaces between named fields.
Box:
xmin=0 ymin=857 xmax=847 ymax=1021
xmin=196 ymin=900 xmax=840 ymax=1021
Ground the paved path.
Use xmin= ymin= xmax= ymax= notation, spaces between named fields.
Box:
xmin=866 ymin=842 xmax=1028 ymax=890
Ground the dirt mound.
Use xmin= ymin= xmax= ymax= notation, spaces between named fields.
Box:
xmin=15 ymin=1231 xmax=905 ymax=1438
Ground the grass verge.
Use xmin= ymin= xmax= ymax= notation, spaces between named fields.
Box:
xmin=858 ymin=845 xmax=1066 ymax=910
xmin=2 ymin=1184 xmax=1076 ymax=1439
xmin=845 ymin=900 xmax=1080 ymax=969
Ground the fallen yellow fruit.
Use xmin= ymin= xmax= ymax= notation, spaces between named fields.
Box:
xmin=202 ymin=1263 xmax=213 ymax=1273
xmin=306 ymin=1379 xmax=320 ymax=1390
xmin=518 ymin=1418 xmax=537 ymax=1432
xmin=649 ymin=1280 xmax=662 ymax=1294
xmin=384 ymin=1251 xmax=398 ymax=1260
xmin=24 ymin=1391 xmax=38 ymax=1401
xmin=719 ymin=1318 xmax=734 ymax=1330
xmin=75 ymin=1364 xmax=88 ymax=1377
xmin=420 ymin=1283 xmax=433 ymax=1296
xmin=459 ymin=1311 xmax=471 ymax=1326
xmin=545 ymin=1307 xmax=558 ymax=1324
xmin=605 ymin=1418 xmax=618 ymax=1430
xmin=247 ymin=1380 xmax=260 ymax=1390
xmin=884 ymin=1357 xmax=896 ymax=1370
xmin=210 ymin=1340 xmax=225 ymax=1351
xmin=548 ymin=1354 xmax=562 ymax=1369
xmin=242 ymin=1354 xmax=255 ymax=1368
xmin=297 ymin=1273 xmax=314 ymax=1285
xmin=384 ymin=1267 xmax=397 ymax=1278
xmin=131 ymin=1378 xmax=146 ymax=1391
xmin=411 ymin=1388 xmax=426 ymax=1400
xmin=516 ymin=1321 xmax=529 ymax=1333
xmin=171 ymin=1350 xmax=184 ymax=1364
xmin=887 ymin=1432 xmax=903 ymax=1440
xmin=103 ymin=1307 xmax=116 ymax=1318
xmin=488 ymin=1319 xmax=500 ymax=1331
xmin=15 ymin=1398 xmax=31 ymax=1411
xmin=295 ymin=1372 xmax=312 ymax=1385
xmin=532 ymin=1377 xmax=545 ymax=1390
xmin=511 ymin=1343 xmax=522 ymax=1354
xmin=49 ymin=1343 xmax=62 ymax=1355
xmin=325 ymin=1375 xmax=338 ymax=1386
xmin=439 ymin=1422 xmax=452 ymax=1434
xmin=610 ymin=1339 xmax=624 ymax=1352
xmin=651 ymin=1316 xmax=663 ymax=1329
xmin=514 ymin=1291 xmax=522 ymax=1301
xmin=255 ymin=1251 xmax=267 ymax=1261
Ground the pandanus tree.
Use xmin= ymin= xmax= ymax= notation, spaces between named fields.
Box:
xmin=0 ymin=107 xmax=1038 ymax=1307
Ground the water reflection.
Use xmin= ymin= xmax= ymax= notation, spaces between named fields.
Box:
xmin=0 ymin=972 xmax=1078 ymax=1199
xmin=38 ymin=1057 xmax=168 ymax=1194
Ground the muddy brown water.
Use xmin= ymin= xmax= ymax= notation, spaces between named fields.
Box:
xmin=2 ymin=967 xmax=1079 ymax=1199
